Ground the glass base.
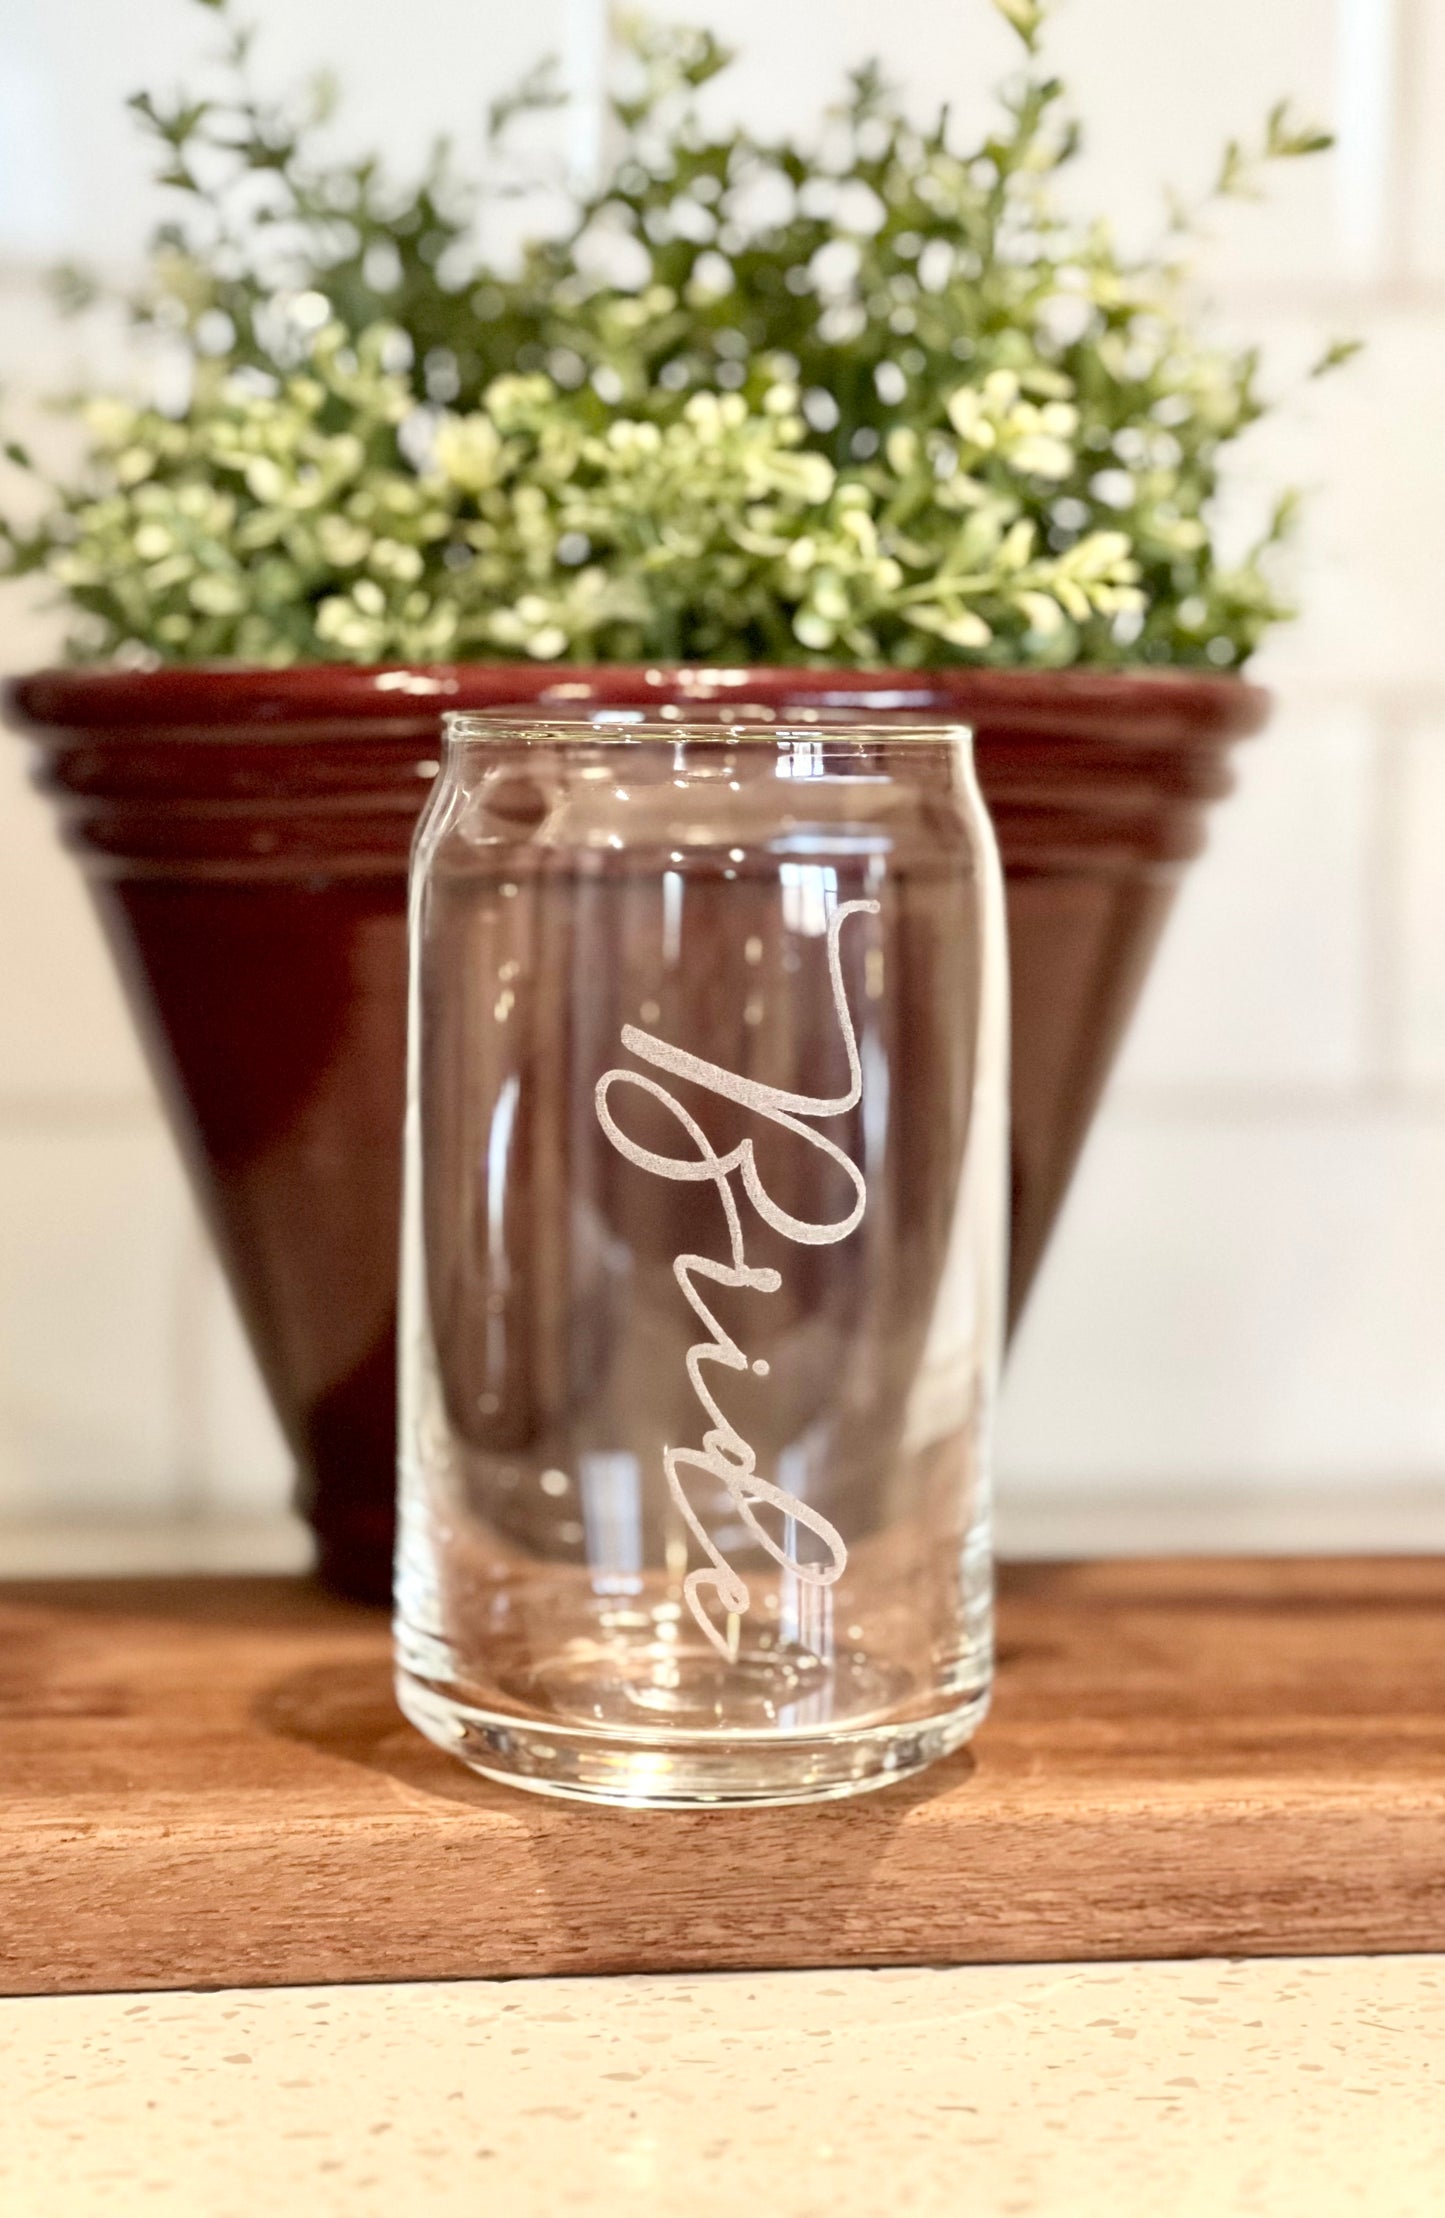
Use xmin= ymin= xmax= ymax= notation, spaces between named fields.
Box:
xmin=395 ymin=1664 xmax=990 ymax=1809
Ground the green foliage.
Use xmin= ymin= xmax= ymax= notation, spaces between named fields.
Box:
xmin=0 ymin=0 xmax=1348 ymax=669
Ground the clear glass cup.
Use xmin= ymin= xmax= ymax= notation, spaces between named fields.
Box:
xmin=395 ymin=712 xmax=1008 ymax=1807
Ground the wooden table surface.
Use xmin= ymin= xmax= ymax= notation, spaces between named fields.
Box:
xmin=3 ymin=1558 xmax=1443 ymax=1995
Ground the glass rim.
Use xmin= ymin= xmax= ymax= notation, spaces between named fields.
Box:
xmin=442 ymin=708 xmax=974 ymax=746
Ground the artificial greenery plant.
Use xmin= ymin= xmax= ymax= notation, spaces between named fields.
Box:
xmin=0 ymin=0 xmax=1353 ymax=670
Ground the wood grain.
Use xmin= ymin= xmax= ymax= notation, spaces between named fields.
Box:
xmin=2 ymin=1559 xmax=1443 ymax=1995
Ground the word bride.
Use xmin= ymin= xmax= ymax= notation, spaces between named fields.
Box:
xmin=594 ymin=898 xmax=878 ymax=1658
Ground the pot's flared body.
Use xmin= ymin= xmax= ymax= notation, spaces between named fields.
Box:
xmin=7 ymin=663 xmax=1266 ymax=1598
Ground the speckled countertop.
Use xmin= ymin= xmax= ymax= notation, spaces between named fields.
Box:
xmin=3 ymin=1957 xmax=1442 ymax=2216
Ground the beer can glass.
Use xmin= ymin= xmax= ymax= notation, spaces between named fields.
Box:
xmin=395 ymin=711 xmax=1008 ymax=1807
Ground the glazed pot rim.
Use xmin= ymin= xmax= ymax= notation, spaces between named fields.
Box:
xmin=6 ymin=659 xmax=1270 ymax=748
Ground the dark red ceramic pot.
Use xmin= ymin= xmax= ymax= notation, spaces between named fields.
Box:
xmin=7 ymin=662 xmax=1265 ymax=1597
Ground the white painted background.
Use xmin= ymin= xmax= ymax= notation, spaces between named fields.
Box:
xmin=2 ymin=0 xmax=1442 ymax=1564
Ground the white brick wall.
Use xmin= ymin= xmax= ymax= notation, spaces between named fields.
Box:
xmin=1 ymin=0 xmax=1442 ymax=1558
xmin=1399 ymin=719 xmax=1445 ymax=1083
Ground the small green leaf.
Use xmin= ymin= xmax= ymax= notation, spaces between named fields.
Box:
xmin=1310 ymin=336 xmax=1363 ymax=377
xmin=309 ymin=70 xmax=340 ymax=126
xmin=1265 ymin=100 xmax=1333 ymax=159
xmin=486 ymin=57 xmax=566 ymax=144
xmin=48 ymin=261 xmax=100 ymax=314
xmin=1267 ymin=488 xmax=1303 ymax=541
xmin=991 ymin=0 xmax=1046 ymax=52
xmin=1215 ymin=137 xmax=1253 ymax=198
